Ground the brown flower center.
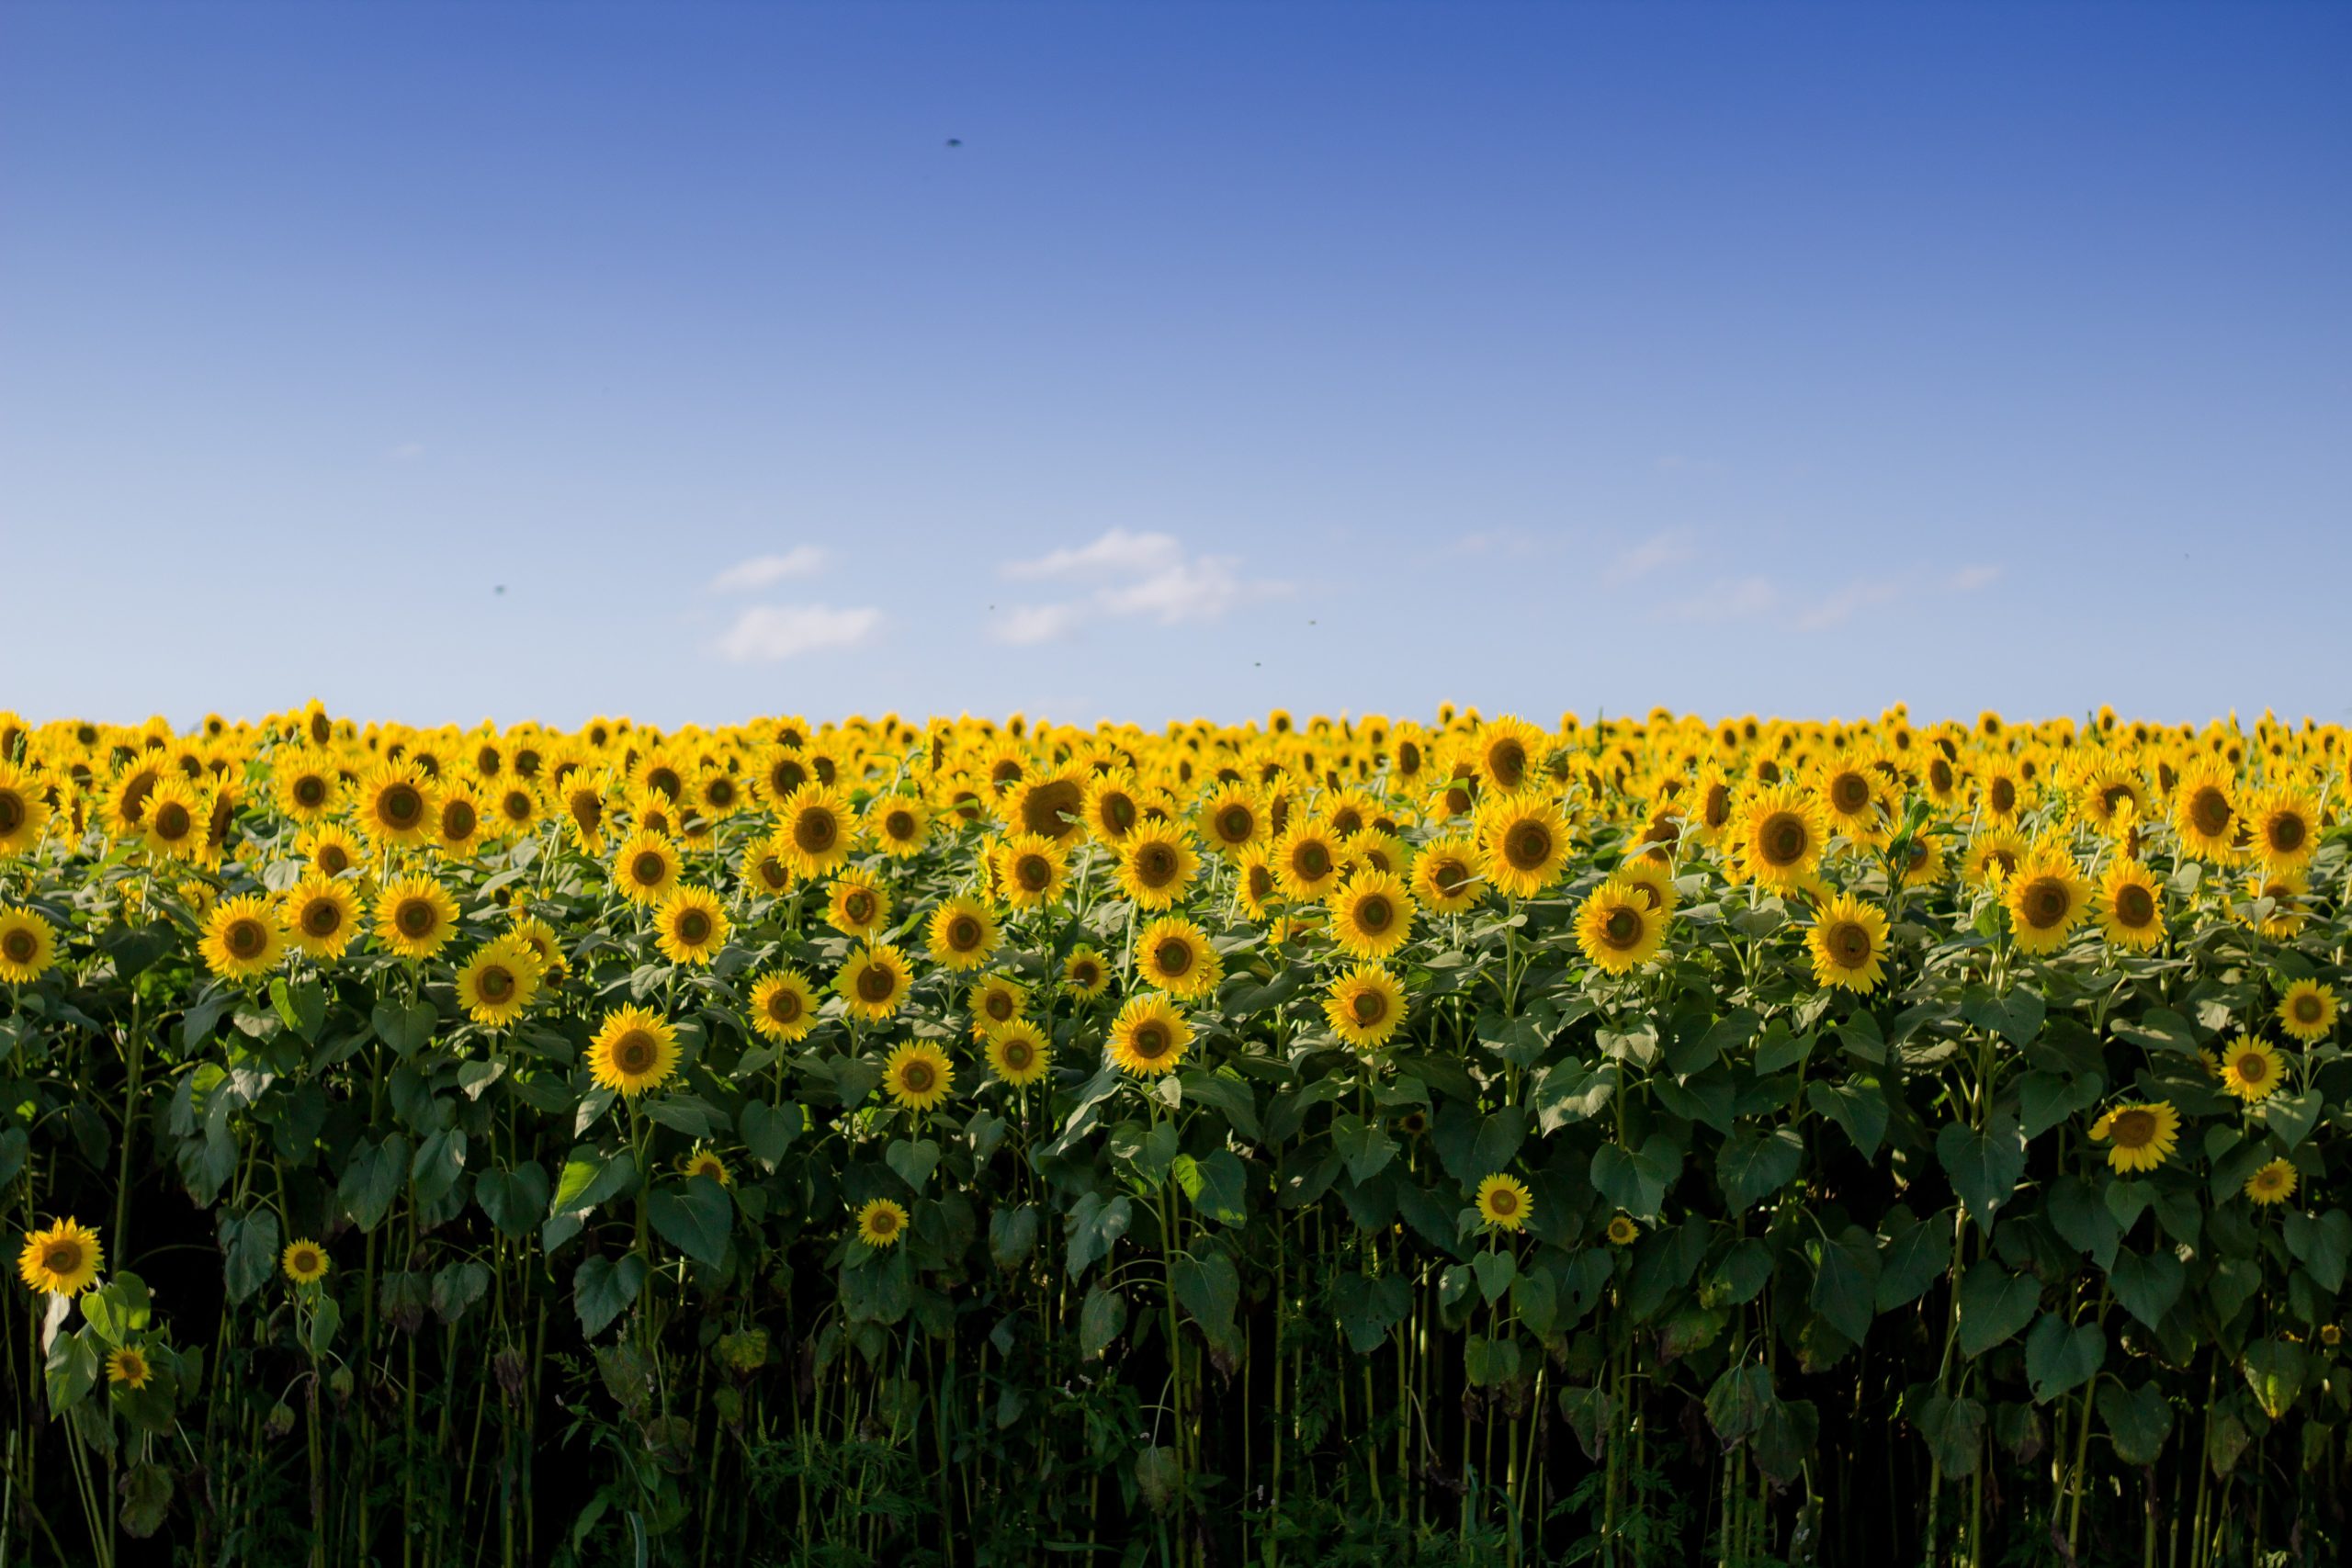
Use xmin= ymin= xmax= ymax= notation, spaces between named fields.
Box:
xmin=1131 ymin=1023 xmax=1170 ymax=1060
xmin=382 ymin=784 xmax=423 ymax=827
xmin=614 ymin=1031 xmax=658 ymax=1076
xmin=856 ymin=963 xmax=898 ymax=1003
xmin=1503 ymin=821 xmax=1552 ymax=872
xmin=676 ymin=909 xmax=713 ymax=944
xmin=1355 ymin=895 xmax=1393 ymax=931
xmin=294 ymin=776 xmax=327 ymax=807
xmin=2188 ymin=787 xmax=2232 ymax=837
xmin=2270 ymin=813 xmax=2308 ymax=852
xmin=2021 ymin=878 xmax=2070 ymax=929
xmin=1154 ymin=938 xmax=1193 ymax=976
xmin=397 ymin=900 xmax=436 ymax=938
xmin=2110 ymin=1109 xmax=2156 ymax=1147
xmin=766 ymin=987 xmax=804 ymax=1024
xmin=478 ymin=965 xmax=514 ymax=1001
xmin=225 ymin=919 xmax=266 ymax=957
xmin=630 ymin=852 xmax=667 ymax=887
xmin=899 ymin=1061 xmax=936 ymax=1095
xmin=794 ymin=807 xmax=838 ymax=853
xmin=1830 ymin=773 xmax=1870 ymax=813
xmin=42 ymin=1241 xmax=83 ymax=1276
xmin=1216 ymin=806 xmax=1253 ymax=843
xmin=1487 ymin=739 xmax=1527 ymax=790
xmin=948 ymin=917 xmax=982 ymax=951
xmin=1350 ymin=988 xmax=1386 ymax=1026
xmin=1758 ymin=813 xmax=1808 ymax=868
xmin=153 ymin=801 xmax=192 ymax=840
xmin=2114 ymin=885 xmax=2154 ymax=927
xmin=1827 ymin=920 xmax=1871 ymax=966
xmin=1989 ymin=778 xmax=2017 ymax=815
xmin=301 ymin=900 xmax=342 ymax=938
xmin=1 ymin=930 xmax=34 ymax=964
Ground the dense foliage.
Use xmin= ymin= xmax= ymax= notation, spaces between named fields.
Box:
xmin=1 ymin=702 xmax=2348 ymax=1567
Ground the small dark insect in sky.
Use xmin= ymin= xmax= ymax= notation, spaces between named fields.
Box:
xmin=494 ymin=586 xmax=505 ymax=595
xmin=946 ymin=138 xmax=962 ymax=148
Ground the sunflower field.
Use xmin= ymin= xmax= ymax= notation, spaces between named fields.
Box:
xmin=2 ymin=703 xmax=2349 ymax=1566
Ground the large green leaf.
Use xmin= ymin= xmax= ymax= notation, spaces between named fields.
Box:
xmin=1936 ymin=1114 xmax=2026 ymax=1228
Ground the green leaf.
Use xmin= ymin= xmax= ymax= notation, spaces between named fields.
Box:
xmin=1590 ymin=1134 xmax=1680 ymax=1221
xmin=989 ymin=1204 xmax=1041 ymax=1270
xmin=2262 ymin=1089 xmax=2324 ymax=1151
xmin=2098 ymin=1380 xmax=2173 ymax=1467
xmin=1704 ymin=1362 xmax=1775 ymax=1447
xmin=1334 ymin=1273 xmax=1411 ymax=1354
xmin=2283 ymin=1209 xmax=2352 ymax=1294
xmin=44 ymin=1329 xmax=96 ymax=1413
xmin=1704 ymin=1238 xmax=1775 ymax=1309
xmin=1175 ymin=1069 xmax=1261 ymax=1141
xmin=885 ymin=1138 xmax=941 ymax=1191
xmin=304 ymin=1293 xmax=342 ymax=1356
xmin=1464 ymin=1333 xmax=1522 ymax=1387
xmin=220 ymin=1208 xmax=280 ymax=1305
xmin=1956 ymin=1262 xmax=2041 ymax=1358
xmin=2025 ymin=1313 xmax=2105 ymax=1404
xmin=1876 ymin=1210 xmax=1956 ymax=1311
xmin=1668 ymin=1008 xmax=1758 ymax=1077
xmin=370 ymin=998 xmax=437 ymax=1059
xmin=1916 ymin=1393 xmax=1985 ymax=1478
xmin=2111 ymin=1007 xmax=2199 ymax=1057
xmin=1331 ymin=1113 xmax=1396 ymax=1185
xmin=1174 ymin=1148 xmax=1249 ymax=1225
xmin=1936 ymin=1114 xmax=2026 ymax=1228
xmin=2018 ymin=1070 xmax=2104 ymax=1140
xmin=1170 ymin=1250 xmax=1239 ymax=1351
xmin=270 ymin=976 xmax=327 ymax=1043
xmin=1718 ymin=1125 xmax=1804 ymax=1214
xmin=1063 ymin=1191 xmax=1133 ymax=1282
xmin=572 ymin=1254 xmax=648 ymax=1337
xmin=2107 ymin=1248 xmax=2186 ymax=1329
xmin=81 ymin=1273 xmax=152 ymax=1348
xmin=118 ymin=1461 xmax=174 ymax=1539
xmin=1473 ymin=1249 xmax=1518 ymax=1305
xmin=649 ymin=1179 xmax=732 ymax=1268
xmin=1808 ymin=1228 xmax=1879 ymax=1345
xmin=1807 ymin=1077 xmax=1888 ymax=1158
xmin=550 ymin=1147 xmax=639 ymax=1218
xmin=475 ymin=1163 xmax=550 ymax=1239
xmin=410 ymin=1127 xmax=468 ymax=1207
xmin=2047 ymin=1176 xmax=2121 ymax=1270
xmin=1962 ymin=983 xmax=2044 ymax=1047
xmin=1078 ymin=1282 xmax=1126 ymax=1358
xmin=431 ymin=1261 xmax=491 ymax=1324
xmin=739 ymin=1100 xmax=802 ymax=1169
xmin=2242 ymin=1339 xmax=2308 ymax=1420
xmin=339 ymin=1134 xmax=410 ymax=1233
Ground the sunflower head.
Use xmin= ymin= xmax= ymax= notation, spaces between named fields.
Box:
xmin=2218 ymin=1033 xmax=2284 ymax=1103
xmin=588 ymin=1005 xmax=681 ymax=1098
xmin=1804 ymin=891 xmax=1888 ymax=994
xmin=456 ymin=938 xmax=543 ymax=1026
xmin=1108 ymin=993 xmax=1191 ymax=1077
xmin=1137 ymin=917 xmax=1222 ymax=998
xmin=1118 ymin=827 xmax=1200 ymax=911
xmin=1329 ymin=872 xmax=1414 ymax=961
xmin=201 ymin=894 xmax=288 ymax=981
xmin=682 ymin=1149 xmax=733 ymax=1187
xmin=612 ymin=829 xmax=683 ymax=906
xmin=985 ymin=1020 xmax=1053 ymax=1087
xmin=748 ymin=969 xmax=820 ymax=1043
xmin=992 ymin=833 xmax=1069 ymax=908
xmin=1476 ymin=1174 xmax=1532 ymax=1232
xmin=0 ymin=907 xmax=59 ymax=985
xmin=1062 ymin=945 xmax=1111 ymax=1000
xmin=1605 ymin=1213 xmax=1640 ymax=1247
xmin=1576 ymin=881 xmax=1668 ymax=977
xmin=2277 ymin=980 xmax=2339 ymax=1045
xmin=2245 ymin=1158 xmax=2299 ymax=1207
xmin=1409 ymin=835 xmax=1486 ymax=915
xmin=926 ymin=897 xmax=1001 ymax=972
xmin=836 ymin=943 xmax=912 ymax=1022
xmin=281 ymin=1238 xmax=330 ymax=1285
xmin=1476 ymin=795 xmax=1575 ymax=899
xmin=375 ymin=874 xmax=458 ymax=961
xmin=17 ymin=1217 xmax=103 ymax=1295
xmin=654 ymin=886 xmax=731 ymax=967
xmin=1324 ymin=964 xmax=1406 ymax=1050
xmin=883 ymin=1042 xmax=956 ymax=1113
xmin=106 ymin=1345 xmax=153 ymax=1389
xmin=2089 ymin=1101 xmax=2180 ymax=1174
xmin=855 ymin=1197 xmax=909 ymax=1249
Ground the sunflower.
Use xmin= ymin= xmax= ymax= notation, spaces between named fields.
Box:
xmin=2245 ymin=1158 xmax=2298 ymax=1207
xmin=2170 ymin=761 xmax=2240 ymax=860
xmin=1962 ymin=827 xmax=2029 ymax=888
xmin=740 ymin=840 xmax=796 ymax=900
xmin=1007 ymin=768 xmax=1089 ymax=846
xmin=505 ymin=913 xmax=567 ymax=980
xmin=991 ymin=833 xmax=1069 ymax=909
xmin=1197 ymin=784 xmax=1265 ymax=854
xmin=611 ymin=829 xmax=683 ymax=906
xmin=985 ymin=1020 xmax=1054 ymax=1087
xmin=492 ymin=780 xmax=542 ymax=833
xmin=562 ymin=773 xmax=612 ymax=855
xmin=2245 ymin=784 xmax=2321 ymax=874
xmin=0 ymin=760 xmax=52 ymax=854
xmin=1612 ymin=855 xmax=1680 ymax=918
xmin=1137 ymin=917 xmax=1223 ymax=998
xmin=883 ymin=1042 xmax=956 ymax=1112
xmin=2096 ymin=860 xmax=2165 ymax=952
xmin=1575 ymin=881 xmax=1667 ymax=976
xmin=1814 ymin=750 xmax=1885 ymax=845
xmin=2090 ymin=1101 xmax=2179 ymax=1174
xmin=375 ymin=874 xmax=458 ymax=960
xmin=654 ymin=886 xmax=731 ymax=966
xmin=1476 ymin=795 xmax=1575 ymax=899
xmin=17 ymin=1217 xmax=102 ymax=1295
xmin=455 ymin=938 xmax=541 ymax=1026
xmin=1324 ymin=964 xmax=1406 ymax=1049
xmin=775 ymin=783 xmax=855 ymax=878
xmin=1977 ymin=760 xmax=2027 ymax=823
xmin=1272 ymin=818 xmax=1348 ymax=901
xmin=748 ymin=970 xmax=820 ymax=1043
xmin=141 ymin=776 xmax=209 ymax=861
xmin=1409 ymin=834 xmax=1486 ymax=914
xmin=925 ymin=897 xmax=1001 ymax=972
xmin=865 ymin=793 xmax=932 ymax=859
xmin=1804 ymin=892 xmax=1889 ymax=993
xmin=1235 ymin=851 xmax=1282 ymax=919
xmin=952 ymin=977 xmax=1023 ymax=1043
xmin=2276 ymin=980 xmax=2338 ymax=1045
xmin=1472 ymin=716 xmax=1548 ymax=795
xmin=824 ymin=874 xmax=890 ymax=940
xmin=1731 ymin=784 xmax=1826 ymax=892
xmin=1062 ymin=945 xmax=1111 ymax=1000
xmin=200 ymin=894 xmax=287 ymax=981
xmin=836 ymin=942 xmax=913 ymax=1022
xmin=1605 ymin=1213 xmax=1641 ymax=1247
xmin=682 ymin=1148 xmax=732 ymax=1186
xmin=1476 ymin=1174 xmax=1532 ymax=1232
xmin=297 ymin=822 xmax=366 ymax=880
xmin=103 ymin=757 xmax=165 ymax=837
xmin=1078 ymin=769 xmax=1144 ymax=845
xmin=1107 ymin=993 xmax=1191 ymax=1077
xmin=0 ymin=907 xmax=58 ymax=985
xmin=587 ymin=1005 xmax=681 ymax=1097
xmin=1328 ymin=871 xmax=1414 ymax=961
xmin=1117 ymin=825 xmax=1200 ymax=911
xmin=280 ymin=874 xmax=362 ymax=961
xmin=105 ymin=1346 xmax=153 ymax=1389
xmin=281 ymin=1238 xmax=330 ymax=1284
xmin=2218 ymin=1033 xmax=2284 ymax=1103
xmin=2244 ymin=869 xmax=2311 ymax=939
xmin=2004 ymin=847 xmax=2091 ymax=955
xmin=356 ymin=761 xmax=434 ymax=847
xmin=855 ymin=1197 xmax=909 ymax=1249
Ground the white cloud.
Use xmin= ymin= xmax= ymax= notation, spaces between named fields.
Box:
xmin=1951 ymin=563 xmax=2002 ymax=592
xmin=715 ymin=604 xmax=879 ymax=662
xmin=1796 ymin=577 xmax=1908 ymax=632
xmin=989 ymin=529 xmax=1285 ymax=643
xmin=1661 ymin=576 xmax=1780 ymax=623
xmin=709 ymin=547 xmax=829 ymax=592
xmin=390 ymin=442 xmax=425 ymax=461
xmin=1605 ymin=530 xmax=1697 ymax=586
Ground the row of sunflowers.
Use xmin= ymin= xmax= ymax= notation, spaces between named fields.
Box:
xmin=0 ymin=701 xmax=2346 ymax=1566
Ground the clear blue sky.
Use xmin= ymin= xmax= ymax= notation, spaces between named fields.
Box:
xmin=4 ymin=2 xmax=2346 ymax=730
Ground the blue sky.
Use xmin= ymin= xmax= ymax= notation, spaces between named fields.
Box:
xmin=4 ymin=2 xmax=2347 ymax=731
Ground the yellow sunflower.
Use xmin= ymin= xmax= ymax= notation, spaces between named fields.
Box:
xmin=281 ymin=874 xmax=363 ymax=961
xmin=1196 ymin=784 xmax=1266 ymax=855
xmin=1078 ymin=769 xmax=1144 ymax=846
xmin=2218 ymin=1033 xmax=2284 ymax=1103
xmin=431 ymin=781 xmax=487 ymax=857
xmin=822 ymin=874 xmax=889 ymax=940
xmin=926 ymin=897 xmax=1001 ymax=972
xmin=1471 ymin=716 xmax=1548 ymax=795
xmin=0 ymin=760 xmax=53 ymax=854
xmin=1612 ymin=856 xmax=1680 ymax=919
xmin=2245 ymin=784 xmax=2321 ymax=874
xmin=856 ymin=1197 xmax=909 ymax=1249
xmin=984 ymin=1019 xmax=1054 ymax=1087
xmin=864 ymin=793 xmax=932 ymax=859
xmin=991 ymin=832 xmax=1069 ymax=909
xmin=1272 ymin=818 xmax=1349 ymax=902
xmin=1137 ymin=917 xmax=1223 ymax=998
xmin=775 ymin=783 xmax=855 ymax=878
xmin=2004 ymin=847 xmax=2091 ymax=954
xmin=491 ymin=780 xmax=542 ymax=834
xmin=455 ymin=938 xmax=541 ymax=1026
xmin=1962 ymin=827 xmax=2030 ymax=888
xmin=654 ymin=886 xmax=730 ymax=966
xmin=587 ymin=1005 xmax=681 ymax=1097
xmin=1805 ymin=891 xmax=1889 ymax=993
xmin=883 ymin=1042 xmax=955 ymax=1112
xmin=748 ymin=969 xmax=820 ymax=1043
xmin=2095 ymin=859 xmax=2165 ymax=951
xmin=1328 ymin=872 xmax=1414 ymax=961
xmin=1408 ymin=834 xmax=1486 ymax=914
xmin=2276 ymin=980 xmax=2338 ymax=1045
xmin=105 ymin=1346 xmax=153 ymax=1389
xmin=200 ymin=894 xmax=287 ymax=981
xmin=1107 ymin=992 xmax=1192 ymax=1077
xmin=141 ymin=775 xmax=209 ymax=861
xmin=611 ymin=829 xmax=683 ymax=905
xmin=375 ymin=874 xmax=458 ymax=961
xmin=1575 ymin=881 xmax=1667 ymax=977
xmin=356 ymin=761 xmax=434 ymax=847
xmin=2245 ymin=1158 xmax=2298 ymax=1207
xmin=2170 ymin=761 xmax=2240 ymax=861
xmin=2090 ymin=1101 xmax=2179 ymax=1174
xmin=1605 ymin=1213 xmax=1641 ymax=1247
xmin=1324 ymin=964 xmax=1406 ymax=1050
xmin=1117 ymin=825 xmax=1200 ymax=911
xmin=562 ymin=773 xmax=612 ymax=855
xmin=1731 ymin=784 xmax=1826 ymax=892
xmin=1011 ymin=768 xmax=1091 ymax=845
xmin=297 ymin=822 xmax=366 ymax=880
xmin=965 ymin=975 xmax=1029 ymax=1040
xmin=1062 ymin=945 xmax=1111 ymax=1000
xmin=836 ymin=942 xmax=913 ymax=1022
xmin=0 ymin=907 xmax=58 ymax=985
xmin=740 ymin=840 xmax=796 ymax=900
xmin=2244 ymin=869 xmax=2311 ymax=939
xmin=281 ymin=1238 xmax=330 ymax=1284
xmin=17 ymin=1217 xmax=102 ymax=1295
xmin=1476 ymin=1174 xmax=1532 ymax=1233
xmin=1476 ymin=795 xmax=1575 ymax=899
xmin=505 ymin=913 xmax=567 ymax=980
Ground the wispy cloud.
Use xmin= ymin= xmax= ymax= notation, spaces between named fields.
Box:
xmin=709 ymin=547 xmax=829 ymax=593
xmin=1660 ymin=576 xmax=1781 ymax=623
xmin=1795 ymin=576 xmax=1908 ymax=632
xmin=1951 ymin=563 xmax=2001 ymax=592
xmin=389 ymin=442 xmax=425 ymax=461
xmin=1605 ymin=530 xmax=1697 ymax=587
xmin=989 ymin=529 xmax=1287 ymax=644
xmin=716 ymin=604 xmax=879 ymax=662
